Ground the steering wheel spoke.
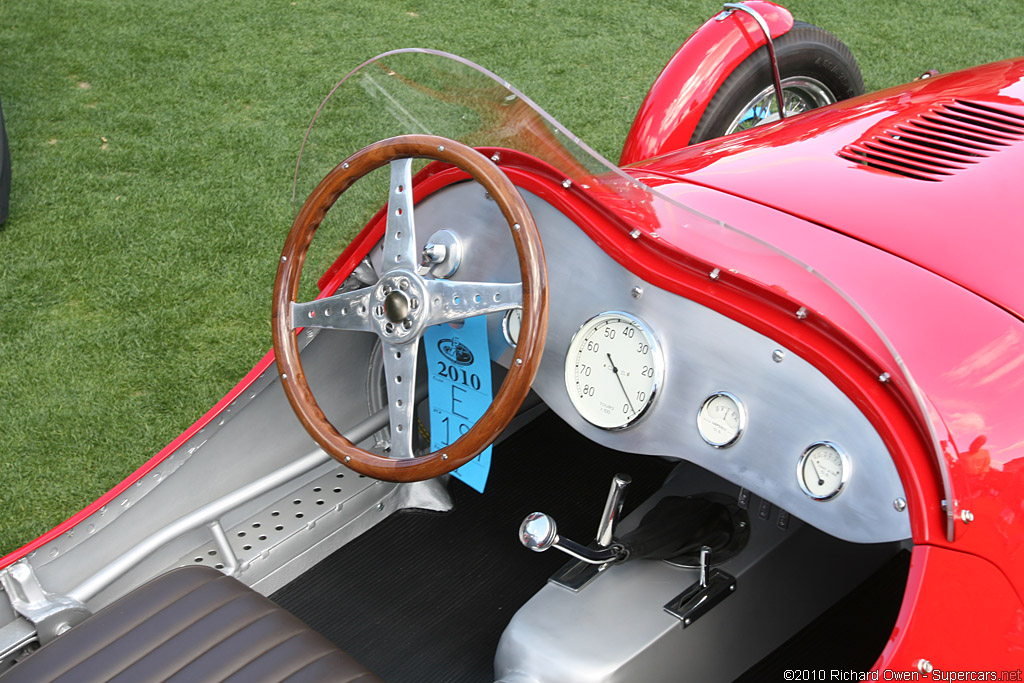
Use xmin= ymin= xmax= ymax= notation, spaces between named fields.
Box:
xmin=381 ymin=158 xmax=419 ymax=272
xmin=381 ymin=340 xmax=419 ymax=460
xmin=290 ymin=288 xmax=373 ymax=332
xmin=422 ymin=279 xmax=522 ymax=327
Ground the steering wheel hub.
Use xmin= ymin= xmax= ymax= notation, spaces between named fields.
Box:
xmin=383 ymin=290 xmax=411 ymax=322
xmin=369 ymin=269 xmax=427 ymax=342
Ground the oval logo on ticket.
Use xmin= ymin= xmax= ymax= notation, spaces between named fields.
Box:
xmin=437 ymin=338 xmax=475 ymax=366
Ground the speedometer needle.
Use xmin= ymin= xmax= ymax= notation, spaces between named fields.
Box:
xmin=607 ymin=353 xmax=636 ymax=415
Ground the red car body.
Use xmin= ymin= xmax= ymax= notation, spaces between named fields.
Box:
xmin=2 ymin=2 xmax=1023 ymax=679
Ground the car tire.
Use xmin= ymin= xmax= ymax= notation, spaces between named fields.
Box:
xmin=689 ymin=21 xmax=864 ymax=144
xmin=0 ymin=93 xmax=9 ymax=226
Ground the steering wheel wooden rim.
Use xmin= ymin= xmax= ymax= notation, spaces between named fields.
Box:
xmin=272 ymin=135 xmax=548 ymax=482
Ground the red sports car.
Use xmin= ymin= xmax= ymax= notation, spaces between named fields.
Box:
xmin=1 ymin=2 xmax=1022 ymax=680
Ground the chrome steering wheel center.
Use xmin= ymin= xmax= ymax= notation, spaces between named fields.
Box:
xmin=371 ymin=269 xmax=427 ymax=343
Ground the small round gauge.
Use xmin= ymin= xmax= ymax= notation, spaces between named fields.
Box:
xmin=697 ymin=392 xmax=746 ymax=448
xmin=503 ymin=308 xmax=522 ymax=347
xmin=798 ymin=442 xmax=850 ymax=501
xmin=564 ymin=312 xmax=662 ymax=430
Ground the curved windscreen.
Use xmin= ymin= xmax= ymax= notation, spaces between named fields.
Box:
xmin=292 ymin=49 xmax=951 ymax=538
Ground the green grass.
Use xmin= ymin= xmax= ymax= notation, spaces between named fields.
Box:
xmin=1 ymin=0 xmax=1022 ymax=557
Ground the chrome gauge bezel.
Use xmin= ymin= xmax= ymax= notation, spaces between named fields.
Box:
xmin=696 ymin=391 xmax=747 ymax=448
xmin=797 ymin=441 xmax=851 ymax=501
xmin=502 ymin=307 xmax=522 ymax=348
xmin=563 ymin=311 xmax=664 ymax=431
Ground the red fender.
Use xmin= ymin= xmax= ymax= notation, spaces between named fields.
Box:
xmin=619 ymin=1 xmax=793 ymax=165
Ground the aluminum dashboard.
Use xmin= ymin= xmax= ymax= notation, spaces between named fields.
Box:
xmin=370 ymin=180 xmax=911 ymax=544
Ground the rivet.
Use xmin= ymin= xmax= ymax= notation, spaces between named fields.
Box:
xmin=916 ymin=660 xmax=934 ymax=674
xmin=377 ymin=502 xmax=385 ymax=511
xmin=772 ymin=349 xmax=785 ymax=363
xmin=629 ymin=229 xmax=641 ymax=239
xmin=631 ymin=286 xmax=643 ymax=299
xmin=795 ymin=306 xmax=808 ymax=320
xmin=438 ymin=145 xmax=445 ymax=152
xmin=961 ymin=509 xmax=974 ymax=524
xmin=879 ymin=372 xmax=891 ymax=383
xmin=281 ymin=373 xmax=288 ymax=380
xmin=491 ymin=152 xmax=501 ymax=162
xmin=513 ymin=223 xmax=521 ymax=231
xmin=441 ymin=453 xmax=448 ymax=461
xmin=709 ymin=268 xmax=720 ymax=280
xmin=344 ymin=456 xmax=351 ymax=463
xmin=515 ymin=358 xmax=523 ymax=366
xmin=562 ymin=179 xmax=572 ymax=189
xmin=684 ymin=618 xmax=691 ymax=625
xmin=342 ymin=162 xmax=349 ymax=169
xmin=894 ymin=497 xmax=907 ymax=512
xmin=280 ymin=256 xmax=287 ymax=262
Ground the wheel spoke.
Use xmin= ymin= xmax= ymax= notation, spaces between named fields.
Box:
xmin=382 ymin=338 xmax=419 ymax=459
xmin=290 ymin=288 xmax=373 ymax=332
xmin=381 ymin=158 xmax=419 ymax=272
xmin=422 ymin=279 xmax=522 ymax=326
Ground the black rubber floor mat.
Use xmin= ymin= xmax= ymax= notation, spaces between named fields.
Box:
xmin=271 ymin=411 xmax=673 ymax=683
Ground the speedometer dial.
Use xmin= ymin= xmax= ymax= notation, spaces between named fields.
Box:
xmin=564 ymin=312 xmax=662 ymax=430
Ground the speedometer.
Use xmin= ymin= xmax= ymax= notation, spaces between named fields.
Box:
xmin=564 ymin=312 xmax=662 ymax=430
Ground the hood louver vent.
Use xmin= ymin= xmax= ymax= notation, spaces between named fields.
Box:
xmin=838 ymin=99 xmax=1024 ymax=181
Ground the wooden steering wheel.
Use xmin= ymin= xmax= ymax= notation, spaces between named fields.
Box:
xmin=272 ymin=135 xmax=548 ymax=482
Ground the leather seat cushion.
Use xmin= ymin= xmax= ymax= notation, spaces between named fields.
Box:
xmin=1 ymin=565 xmax=382 ymax=682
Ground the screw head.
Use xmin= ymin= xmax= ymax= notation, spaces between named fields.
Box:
xmin=916 ymin=659 xmax=934 ymax=674
xmin=772 ymin=349 xmax=785 ymax=363
xmin=631 ymin=286 xmax=643 ymax=299
xmin=961 ymin=509 xmax=974 ymax=524
xmin=894 ymin=497 xmax=907 ymax=512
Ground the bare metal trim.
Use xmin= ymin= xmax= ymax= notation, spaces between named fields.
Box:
xmin=67 ymin=390 xmax=422 ymax=604
xmin=722 ymin=3 xmax=786 ymax=121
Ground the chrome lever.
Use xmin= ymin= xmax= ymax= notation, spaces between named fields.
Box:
xmin=595 ymin=473 xmax=631 ymax=548
xmin=519 ymin=512 xmax=625 ymax=565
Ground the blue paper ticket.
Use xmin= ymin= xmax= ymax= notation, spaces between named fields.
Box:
xmin=423 ymin=315 xmax=493 ymax=493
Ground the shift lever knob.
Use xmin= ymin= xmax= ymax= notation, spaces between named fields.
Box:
xmin=518 ymin=512 xmax=624 ymax=564
xmin=520 ymin=512 xmax=558 ymax=551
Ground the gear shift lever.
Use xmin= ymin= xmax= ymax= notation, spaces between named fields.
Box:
xmin=520 ymin=513 xmax=625 ymax=564
xmin=519 ymin=473 xmax=632 ymax=565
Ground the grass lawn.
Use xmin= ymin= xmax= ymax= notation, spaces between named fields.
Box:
xmin=1 ymin=0 xmax=1022 ymax=558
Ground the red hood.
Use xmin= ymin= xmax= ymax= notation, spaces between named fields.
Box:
xmin=637 ymin=59 xmax=1024 ymax=320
